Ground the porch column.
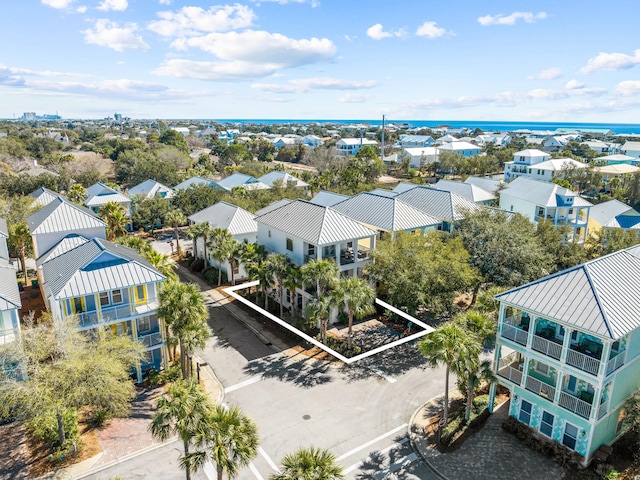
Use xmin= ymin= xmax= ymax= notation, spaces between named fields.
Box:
xmin=560 ymin=328 xmax=572 ymax=363
xmin=553 ymin=373 xmax=563 ymax=403
xmin=488 ymin=382 xmax=498 ymax=413
xmin=598 ymin=341 xmax=612 ymax=377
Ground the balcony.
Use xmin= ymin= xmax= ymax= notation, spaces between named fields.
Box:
xmin=606 ymin=352 xmax=625 ymax=376
xmin=77 ymin=303 xmax=135 ymax=327
xmin=139 ymin=331 xmax=163 ymax=348
xmin=497 ymin=353 xmax=523 ymax=386
xmin=303 ymin=254 xmax=317 ymax=264
xmin=0 ymin=329 xmax=17 ymax=345
xmin=531 ymin=334 xmax=562 ymax=360
xmin=525 ymin=376 xmax=556 ymax=401
xmin=340 ymin=247 xmax=370 ymax=266
xmin=559 ymin=391 xmax=592 ymax=419
xmin=501 ymin=323 xmax=529 ymax=346
xmin=566 ymin=345 xmax=601 ymax=376
xmin=598 ymin=402 xmax=608 ymax=419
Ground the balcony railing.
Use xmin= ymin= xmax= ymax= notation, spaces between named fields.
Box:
xmin=0 ymin=330 xmax=17 ymax=345
xmin=525 ymin=376 xmax=556 ymax=401
xmin=566 ymin=349 xmax=600 ymax=376
xmin=498 ymin=365 xmax=523 ymax=386
xmin=606 ymin=353 xmax=625 ymax=376
xmin=532 ymin=335 xmax=562 ymax=360
xmin=559 ymin=392 xmax=592 ymax=419
xmin=78 ymin=304 xmax=134 ymax=327
xmin=139 ymin=331 xmax=163 ymax=348
xmin=501 ymin=324 xmax=529 ymax=346
xmin=303 ymin=254 xmax=317 ymax=264
xmin=598 ymin=402 xmax=608 ymax=419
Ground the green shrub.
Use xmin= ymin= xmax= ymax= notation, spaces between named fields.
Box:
xmin=28 ymin=409 xmax=79 ymax=448
xmin=91 ymin=408 xmax=110 ymax=427
xmin=190 ymin=258 xmax=205 ymax=273
xmin=203 ymin=267 xmax=226 ymax=285
xmin=320 ymin=335 xmax=361 ymax=357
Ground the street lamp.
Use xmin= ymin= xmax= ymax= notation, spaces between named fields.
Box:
xmin=196 ymin=362 xmax=208 ymax=383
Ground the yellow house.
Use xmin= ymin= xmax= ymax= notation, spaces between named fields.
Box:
xmin=587 ymin=199 xmax=640 ymax=236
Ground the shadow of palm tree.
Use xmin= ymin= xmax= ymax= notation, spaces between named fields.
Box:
xmin=353 ymin=435 xmax=416 ymax=480
xmin=243 ymin=354 xmax=333 ymax=388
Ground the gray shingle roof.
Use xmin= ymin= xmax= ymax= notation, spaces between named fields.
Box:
xmin=395 ymin=185 xmax=480 ymax=222
xmin=0 ymin=262 xmax=21 ymax=311
xmin=497 ymin=245 xmax=640 ymax=339
xmin=188 ymin=202 xmax=257 ymax=236
xmin=256 ymin=200 xmax=376 ymax=245
xmin=41 ymin=238 xmax=165 ymax=299
xmin=332 ymin=192 xmax=440 ymax=232
xmin=27 ymin=197 xmax=106 ymax=235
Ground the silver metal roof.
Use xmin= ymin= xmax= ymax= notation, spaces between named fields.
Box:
xmin=41 ymin=238 xmax=165 ymax=300
xmin=173 ymin=176 xmax=216 ymax=191
xmin=500 ymin=177 xmax=593 ymax=208
xmin=464 ymin=176 xmax=502 ymax=194
xmin=332 ymin=192 xmax=440 ymax=232
xmin=215 ymin=174 xmax=260 ymax=191
xmin=188 ymin=202 xmax=257 ymax=236
xmin=128 ymin=179 xmax=176 ymax=199
xmin=84 ymin=183 xmax=130 ymax=207
xmin=0 ymin=218 xmax=7 ymax=238
xmin=258 ymin=171 xmax=309 ymax=188
xmin=497 ymin=245 xmax=640 ymax=340
xmin=27 ymin=197 xmax=107 ymax=235
xmin=395 ymin=185 xmax=480 ymax=222
xmin=368 ymin=188 xmax=398 ymax=198
xmin=256 ymin=200 xmax=376 ymax=246
xmin=309 ymin=190 xmax=350 ymax=207
xmin=0 ymin=262 xmax=21 ymax=311
xmin=38 ymin=234 xmax=90 ymax=265
xmin=434 ymin=180 xmax=495 ymax=203
xmin=30 ymin=187 xmax=63 ymax=207
xmin=254 ymin=199 xmax=294 ymax=216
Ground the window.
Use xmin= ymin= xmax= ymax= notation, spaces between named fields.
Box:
xmin=286 ymin=289 xmax=291 ymax=303
xmin=540 ymin=411 xmax=554 ymax=437
xmin=568 ymin=208 xmax=574 ymax=214
xmin=535 ymin=362 xmax=550 ymax=376
xmin=138 ymin=317 xmax=150 ymax=333
xmin=136 ymin=285 xmax=146 ymax=304
xmin=268 ymin=230 xmax=271 ymax=238
xmin=112 ymin=289 xmax=122 ymax=303
xmin=562 ymin=423 xmax=578 ymax=450
xmin=307 ymin=245 xmax=315 ymax=256
xmin=72 ymin=297 xmax=84 ymax=313
xmin=100 ymin=292 xmax=110 ymax=306
xmin=518 ymin=399 xmax=532 ymax=425
xmin=286 ymin=238 xmax=293 ymax=251
xmin=323 ymin=245 xmax=336 ymax=258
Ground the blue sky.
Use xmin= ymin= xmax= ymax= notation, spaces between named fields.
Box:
xmin=1 ymin=0 xmax=640 ymax=121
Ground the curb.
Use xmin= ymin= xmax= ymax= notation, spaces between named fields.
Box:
xmin=193 ymin=353 xmax=225 ymax=406
xmin=407 ymin=395 xmax=449 ymax=480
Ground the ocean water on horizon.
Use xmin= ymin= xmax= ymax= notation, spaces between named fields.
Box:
xmin=211 ymin=119 xmax=640 ymax=135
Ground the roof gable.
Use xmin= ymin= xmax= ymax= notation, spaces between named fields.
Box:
xmin=27 ymin=197 xmax=106 ymax=235
xmin=395 ymin=185 xmax=480 ymax=221
xmin=188 ymin=202 xmax=257 ymax=235
xmin=0 ymin=263 xmax=21 ymax=311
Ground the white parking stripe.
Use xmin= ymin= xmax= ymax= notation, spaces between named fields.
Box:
xmin=203 ymin=460 xmax=215 ymax=480
xmin=249 ymin=462 xmax=265 ymax=480
xmin=258 ymin=446 xmax=282 ymax=473
xmin=224 ymin=376 xmax=262 ymax=393
xmin=372 ymin=452 xmax=417 ymax=480
xmin=343 ymin=438 xmax=410 ymax=475
xmin=336 ymin=424 xmax=407 ymax=461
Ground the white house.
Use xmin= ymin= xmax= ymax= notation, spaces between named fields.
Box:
xmin=504 ymin=149 xmax=586 ymax=182
xmin=173 ymin=176 xmax=216 ymax=191
xmin=84 ymin=182 xmax=132 ymax=220
xmin=399 ymin=147 xmax=439 ymax=168
xmin=215 ymin=173 xmax=269 ymax=192
xmin=499 ymin=177 xmax=592 ymax=244
xmin=335 ymin=138 xmax=378 ymax=156
xmin=258 ymin=171 xmax=309 ymax=190
xmin=397 ymin=135 xmax=435 ymax=148
xmin=436 ymin=141 xmax=481 ymax=158
xmin=128 ymin=179 xmax=176 ymax=200
xmin=302 ymin=135 xmax=323 ymax=148
xmin=621 ymin=141 xmax=640 ymax=158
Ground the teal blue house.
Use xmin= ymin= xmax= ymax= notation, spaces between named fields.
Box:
xmin=489 ymin=245 xmax=640 ymax=464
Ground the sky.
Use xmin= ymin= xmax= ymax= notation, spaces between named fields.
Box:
xmin=1 ymin=0 xmax=640 ymax=121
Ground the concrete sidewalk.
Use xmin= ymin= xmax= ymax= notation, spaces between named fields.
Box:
xmin=408 ymin=399 xmax=566 ymax=480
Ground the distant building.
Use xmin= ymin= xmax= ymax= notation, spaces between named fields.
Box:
xmin=22 ymin=112 xmax=36 ymax=121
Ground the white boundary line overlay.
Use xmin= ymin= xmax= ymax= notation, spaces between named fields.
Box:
xmin=223 ymin=281 xmax=434 ymax=365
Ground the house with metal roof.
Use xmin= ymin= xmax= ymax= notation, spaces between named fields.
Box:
xmin=309 ymin=190 xmax=350 ymax=207
xmin=258 ymin=171 xmax=309 ymax=190
xmin=0 ymin=218 xmax=8 ymax=260
xmin=392 ymin=183 xmax=480 ymax=231
xmin=0 ymin=216 xmax=20 ymax=350
xmin=397 ymin=134 xmax=435 ymax=148
xmin=27 ymin=197 xmax=107 ymax=259
xmin=173 ymin=176 xmax=216 ymax=191
xmin=499 ymin=177 xmax=592 ymax=245
xmin=435 ymin=141 xmax=481 ymax=158
xmin=490 ymin=245 xmax=640 ymax=465
xmin=621 ymin=141 xmax=640 ymax=158
xmin=332 ymin=192 xmax=441 ymax=239
xmin=188 ymin=202 xmax=258 ymax=283
xmin=335 ymin=138 xmax=378 ymax=156
xmin=128 ymin=179 xmax=176 ymax=200
xmin=504 ymin=148 xmax=586 ymax=183
xmin=399 ymin=147 xmax=439 ymax=168
xmin=588 ymin=200 xmax=640 ymax=235
xmin=434 ymin=179 xmax=496 ymax=205
xmin=214 ymin=173 xmax=269 ymax=192
xmin=302 ymin=135 xmax=323 ymax=148
xmin=593 ymin=154 xmax=640 ymax=166
xmin=84 ymin=182 xmax=132 ymax=218
xmin=30 ymin=187 xmax=64 ymax=207
xmin=39 ymin=238 xmax=167 ymax=381
xmin=255 ymin=199 xmax=294 ymax=217
xmin=464 ymin=176 xmax=502 ymax=195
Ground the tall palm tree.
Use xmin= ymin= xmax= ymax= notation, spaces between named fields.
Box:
xmin=456 ymin=310 xmax=497 ymax=349
xmin=266 ymin=253 xmax=291 ymax=319
xmin=188 ymin=222 xmax=211 ymax=264
xmin=115 ymin=235 xmax=153 ymax=255
xmin=208 ymin=227 xmax=235 ymax=286
xmin=187 ymin=404 xmax=259 ymax=480
xmin=418 ymin=321 xmax=481 ymax=425
xmin=240 ymin=243 xmax=265 ymax=297
xmin=224 ymin=239 xmax=243 ymax=286
xmin=283 ymin=267 xmax=303 ymax=315
xmin=67 ymin=183 xmax=86 ymax=204
xmin=150 ymin=380 xmax=214 ymax=480
xmin=246 ymin=258 xmax=273 ymax=309
xmin=165 ymin=209 xmax=187 ymax=256
xmin=158 ymin=281 xmax=211 ymax=379
xmin=271 ymin=446 xmax=344 ymax=480
xmin=333 ymin=277 xmax=375 ymax=350
xmin=459 ymin=359 xmax=495 ymax=421
xmin=305 ymin=295 xmax=332 ymax=344
xmin=98 ymin=201 xmax=129 ymax=241
xmin=8 ymin=221 xmax=31 ymax=285
xmin=143 ymin=249 xmax=177 ymax=281
xmin=300 ymin=258 xmax=339 ymax=297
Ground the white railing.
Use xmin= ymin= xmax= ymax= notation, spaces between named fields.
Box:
xmin=0 ymin=330 xmax=17 ymax=345
xmin=498 ymin=365 xmax=523 ymax=385
xmin=498 ymin=351 xmax=520 ymax=368
xmin=532 ymin=335 xmax=562 ymax=360
xmin=139 ymin=331 xmax=163 ymax=348
xmin=606 ymin=353 xmax=625 ymax=376
xmin=77 ymin=304 xmax=134 ymax=327
xmin=501 ymin=324 xmax=528 ymax=346
xmin=559 ymin=392 xmax=592 ymax=419
xmin=598 ymin=402 xmax=608 ymax=419
xmin=525 ymin=376 xmax=556 ymax=400
xmin=566 ymin=349 xmax=600 ymax=376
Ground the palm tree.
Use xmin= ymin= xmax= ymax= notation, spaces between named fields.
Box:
xmin=143 ymin=249 xmax=177 ymax=281
xmin=300 ymin=258 xmax=339 ymax=297
xmin=67 ymin=183 xmax=86 ymax=204
xmin=115 ymin=235 xmax=153 ymax=255
xmin=459 ymin=359 xmax=495 ymax=421
xmin=150 ymin=380 xmax=214 ymax=480
xmin=224 ymin=240 xmax=243 ymax=286
xmin=456 ymin=310 xmax=496 ymax=349
xmin=305 ymin=295 xmax=332 ymax=344
xmin=188 ymin=222 xmax=211 ymax=264
xmin=8 ymin=221 xmax=31 ymax=285
xmin=158 ymin=281 xmax=211 ymax=379
xmin=208 ymin=227 xmax=235 ymax=286
xmin=165 ymin=209 xmax=187 ymax=256
xmin=98 ymin=201 xmax=129 ymax=241
xmin=246 ymin=258 xmax=273 ymax=309
xmin=418 ymin=321 xmax=481 ymax=425
xmin=283 ymin=267 xmax=303 ymax=315
xmin=266 ymin=253 xmax=291 ymax=318
xmin=187 ymin=404 xmax=259 ymax=480
xmin=333 ymin=277 xmax=375 ymax=350
xmin=240 ymin=243 xmax=265 ymax=297
xmin=271 ymin=446 xmax=344 ymax=480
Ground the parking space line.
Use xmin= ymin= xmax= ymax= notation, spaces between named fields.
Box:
xmin=258 ymin=446 xmax=281 ymax=473
xmin=343 ymin=438 xmax=410 ymax=475
xmin=249 ymin=462 xmax=265 ymax=480
xmin=372 ymin=452 xmax=417 ymax=480
xmin=336 ymin=424 xmax=407 ymax=462
xmin=224 ymin=376 xmax=262 ymax=393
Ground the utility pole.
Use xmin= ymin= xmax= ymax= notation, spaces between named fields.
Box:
xmin=381 ymin=114 xmax=386 ymax=161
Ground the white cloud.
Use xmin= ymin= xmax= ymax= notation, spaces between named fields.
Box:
xmin=148 ymin=5 xmax=255 ymax=37
xmin=477 ymin=11 xmax=547 ymax=26
xmin=172 ymin=30 xmax=336 ymax=66
xmin=76 ymin=5 xmax=87 ymax=12
xmin=339 ymin=93 xmax=372 ymax=103
xmin=565 ymin=79 xmax=584 ymax=90
xmin=252 ymin=77 xmax=378 ymax=93
xmin=366 ymin=24 xmax=405 ymax=40
xmin=529 ymin=67 xmax=563 ymax=80
xmin=580 ymin=49 xmax=640 ymax=74
xmin=615 ymin=80 xmax=640 ymax=96
xmin=97 ymin=0 xmax=128 ymax=11
xmin=153 ymin=59 xmax=280 ymax=80
xmin=158 ymin=0 xmax=171 ymax=4
xmin=415 ymin=21 xmax=451 ymax=39
xmin=83 ymin=19 xmax=149 ymax=52
xmin=251 ymin=0 xmax=319 ymax=6
xmin=41 ymin=0 xmax=74 ymax=8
